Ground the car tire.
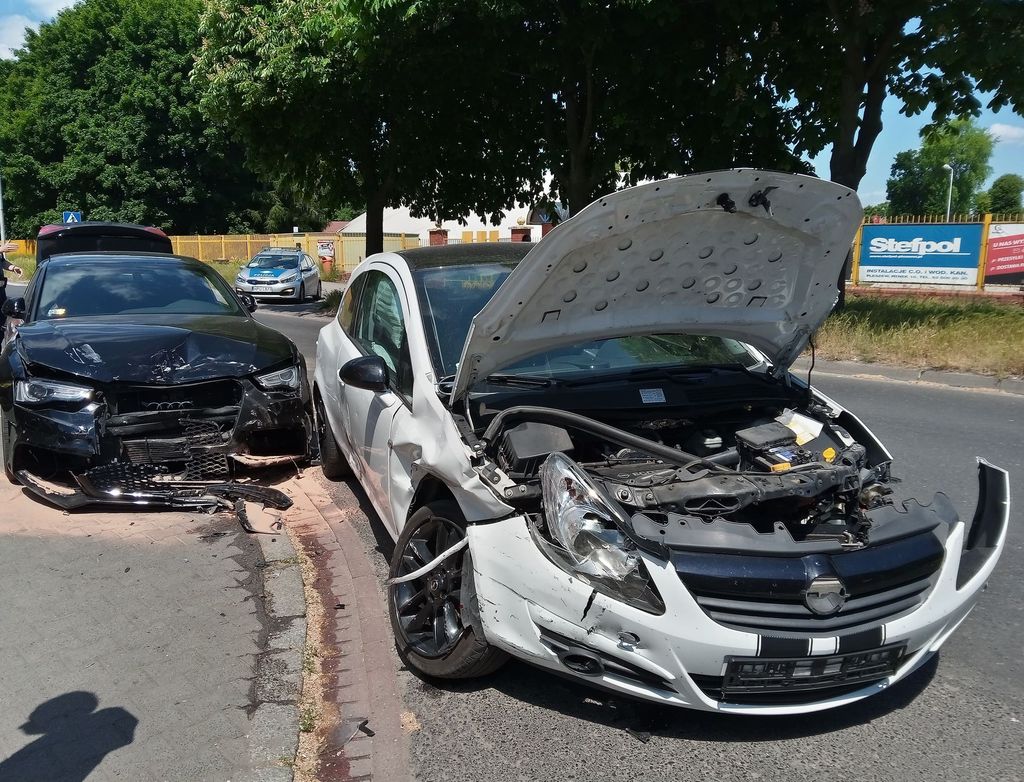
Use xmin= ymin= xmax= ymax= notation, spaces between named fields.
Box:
xmin=298 ymin=282 xmax=306 ymax=303
xmin=314 ymin=393 xmax=351 ymax=480
xmin=388 ymin=500 xmax=508 ymax=679
xmin=315 ymin=281 xmax=322 ymax=300
xmin=0 ymin=409 xmax=16 ymax=484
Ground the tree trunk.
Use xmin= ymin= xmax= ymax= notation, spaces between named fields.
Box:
xmin=826 ymin=4 xmax=903 ymax=191
xmin=364 ymin=191 xmax=385 ymax=256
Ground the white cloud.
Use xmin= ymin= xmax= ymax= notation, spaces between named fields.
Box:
xmin=990 ymin=123 xmax=1024 ymax=146
xmin=0 ymin=14 xmax=36 ymax=59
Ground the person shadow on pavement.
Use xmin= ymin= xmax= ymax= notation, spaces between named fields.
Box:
xmin=0 ymin=691 xmax=137 ymax=782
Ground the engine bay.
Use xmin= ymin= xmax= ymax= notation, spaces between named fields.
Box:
xmin=468 ymin=389 xmax=902 ymax=553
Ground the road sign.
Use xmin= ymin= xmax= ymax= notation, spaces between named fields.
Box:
xmin=62 ymin=211 xmax=82 ymax=223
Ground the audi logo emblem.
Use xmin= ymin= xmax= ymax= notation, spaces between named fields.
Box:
xmin=141 ymin=400 xmax=193 ymax=411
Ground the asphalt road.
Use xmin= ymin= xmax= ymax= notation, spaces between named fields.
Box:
xmin=260 ymin=307 xmax=1023 ymax=782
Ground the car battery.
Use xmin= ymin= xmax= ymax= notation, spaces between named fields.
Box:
xmin=735 ymin=421 xmax=802 ymax=472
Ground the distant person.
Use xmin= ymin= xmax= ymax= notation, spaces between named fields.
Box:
xmin=0 ymin=691 xmax=137 ymax=781
xmin=0 ymin=240 xmax=25 ymax=329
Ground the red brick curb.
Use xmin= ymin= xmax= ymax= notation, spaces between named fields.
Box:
xmin=284 ymin=474 xmax=410 ymax=782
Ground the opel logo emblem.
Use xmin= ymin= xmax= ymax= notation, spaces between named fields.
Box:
xmin=804 ymin=576 xmax=848 ymax=616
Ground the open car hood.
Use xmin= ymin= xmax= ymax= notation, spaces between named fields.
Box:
xmin=451 ymin=170 xmax=861 ymax=402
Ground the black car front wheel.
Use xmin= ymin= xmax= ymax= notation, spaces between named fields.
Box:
xmin=298 ymin=281 xmax=306 ymax=303
xmin=0 ymin=409 xmax=16 ymax=484
xmin=314 ymin=392 xmax=351 ymax=480
xmin=388 ymin=500 xmax=508 ymax=679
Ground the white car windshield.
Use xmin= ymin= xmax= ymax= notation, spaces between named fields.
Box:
xmin=414 ymin=261 xmax=756 ymax=380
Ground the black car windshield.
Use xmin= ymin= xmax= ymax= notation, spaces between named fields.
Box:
xmin=247 ymin=254 xmax=299 ymax=269
xmin=413 ymin=261 xmax=756 ymax=380
xmin=414 ymin=262 xmax=517 ymax=376
xmin=35 ymin=261 xmax=244 ymax=319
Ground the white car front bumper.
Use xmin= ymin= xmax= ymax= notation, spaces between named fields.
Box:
xmin=467 ymin=462 xmax=1009 ymax=715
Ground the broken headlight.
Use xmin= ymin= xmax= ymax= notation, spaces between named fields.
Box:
xmin=15 ymin=378 xmax=92 ymax=405
xmin=255 ymin=366 xmax=301 ymax=391
xmin=538 ymin=452 xmax=664 ymax=614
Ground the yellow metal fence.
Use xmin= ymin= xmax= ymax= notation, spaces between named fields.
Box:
xmin=168 ymin=232 xmax=420 ymax=274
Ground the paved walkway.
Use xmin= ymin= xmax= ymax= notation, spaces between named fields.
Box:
xmin=0 ymin=477 xmax=303 ymax=781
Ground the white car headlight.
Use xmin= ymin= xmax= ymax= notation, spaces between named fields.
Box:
xmin=255 ymin=366 xmax=301 ymax=391
xmin=15 ymin=379 xmax=93 ymax=405
xmin=279 ymin=272 xmax=298 ymax=283
xmin=538 ymin=452 xmax=663 ymax=612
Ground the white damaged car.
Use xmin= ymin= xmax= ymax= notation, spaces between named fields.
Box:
xmin=313 ymin=170 xmax=1009 ymax=714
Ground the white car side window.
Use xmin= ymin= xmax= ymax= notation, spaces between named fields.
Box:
xmin=352 ymin=271 xmax=413 ymax=397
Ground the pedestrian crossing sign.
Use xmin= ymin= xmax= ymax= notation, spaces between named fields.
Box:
xmin=62 ymin=211 xmax=82 ymax=223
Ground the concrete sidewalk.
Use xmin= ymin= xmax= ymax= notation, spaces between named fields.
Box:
xmin=0 ymin=478 xmax=306 ymax=781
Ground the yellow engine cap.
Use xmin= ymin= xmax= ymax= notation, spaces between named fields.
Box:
xmin=822 ymin=447 xmax=837 ymax=463
xmin=770 ymin=462 xmax=792 ymax=472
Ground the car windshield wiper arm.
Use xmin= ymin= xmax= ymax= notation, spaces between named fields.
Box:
xmin=482 ymin=373 xmax=556 ymax=389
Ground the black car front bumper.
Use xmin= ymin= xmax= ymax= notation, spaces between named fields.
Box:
xmin=3 ymin=376 xmax=311 ymax=509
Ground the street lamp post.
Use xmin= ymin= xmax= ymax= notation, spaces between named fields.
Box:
xmin=942 ymin=163 xmax=954 ymax=221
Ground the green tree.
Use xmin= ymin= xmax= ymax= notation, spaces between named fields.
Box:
xmin=195 ymin=0 xmax=537 ymax=255
xmin=0 ymin=0 xmax=316 ymax=237
xmin=886 ymin=119 xmax=994 ymax=215
xmin=986 ymin=173 xmax=1024 ymax=214
xmin=482 ymin=0 xmax=809 ymax=214
xmin=764 ymin=0 xmax=1024 ymax=189
xmin=863 ymin=202 xmax=890 ymax=218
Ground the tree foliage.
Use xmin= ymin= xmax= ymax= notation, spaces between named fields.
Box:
xmin=0 ymin=0 xmax=322 ymax=237
xmin=194 ymin=0 xmax=540 ymax=254
xmin=885 ymin=119 xmax=994 ymax=215
xmin=764 ymin=0 xmax=1024 ymax=189
xmin=985 ymin=173 xmax=1024 ymax=214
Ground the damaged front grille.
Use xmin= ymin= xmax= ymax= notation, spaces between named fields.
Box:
xmin=691 ymin=577 xmax=933 ymax=634
xmin=675 ymin=531 xmax=944 ymax=636
xmin=122 ymin=418 xmax=229 ymax=478
xmin=113 ymin=379 xmax=242 ymax=415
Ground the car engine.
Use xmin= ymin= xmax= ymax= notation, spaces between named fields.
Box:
xmin=476 ymin=399 xmax=897 ymax=552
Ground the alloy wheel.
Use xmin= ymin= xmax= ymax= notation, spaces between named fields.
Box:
xmin=391 ymin=517 xmax=468 ymax=658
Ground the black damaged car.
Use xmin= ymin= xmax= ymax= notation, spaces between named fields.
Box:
xmin=0 ymin=252 xmax=312 ymax=509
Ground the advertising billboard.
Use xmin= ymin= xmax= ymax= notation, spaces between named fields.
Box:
xmin=859 ymin=224 xmax=983 ymax=286
xmin=984 ymin=223 xmax=1024 ymax=285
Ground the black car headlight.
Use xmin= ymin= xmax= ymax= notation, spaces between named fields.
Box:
xmin=255 ymin=365 xmax=301 ymax=391
xmin=536 ymin=452 xmax=664 ymax=614
xmin=15 ymin=379 xmax=93 ymax=405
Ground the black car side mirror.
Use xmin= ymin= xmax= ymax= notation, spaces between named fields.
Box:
xmin=339 ymin=355 xmax=388 ymax=392
xmin=240 ymin=293 xmax=258 ymax=313
xmin=1 ymin=298 xmax=26 ymax=319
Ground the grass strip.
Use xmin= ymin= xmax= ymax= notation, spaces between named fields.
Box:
xmin=816 ymin=294 xmax=1024 ymax=377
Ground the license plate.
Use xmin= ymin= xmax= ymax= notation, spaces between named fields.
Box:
xmin=722 ymin=644 xmax=905 ymax=696
xmin=252 ymin=285 xmax=273 ymax=293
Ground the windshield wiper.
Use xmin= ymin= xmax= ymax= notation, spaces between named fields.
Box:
xmin=562 ymin=363 xmax=764 ymax=387
xmin=482 ymin=373 xmax=557 ymax=389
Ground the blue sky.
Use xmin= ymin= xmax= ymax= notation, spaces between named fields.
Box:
xmin=2 ymin=0 xmax=1023 ymax=206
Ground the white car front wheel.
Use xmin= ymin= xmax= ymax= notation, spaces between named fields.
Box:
xmin=388 ymin=500 xmax=507 ymax=679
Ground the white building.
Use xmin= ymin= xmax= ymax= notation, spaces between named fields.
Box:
xmin=340 ymin=205 xmax=540 ymax=244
